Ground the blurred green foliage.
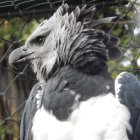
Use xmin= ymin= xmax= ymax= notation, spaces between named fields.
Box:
xmin=0 ymin=18 xmax=39 ymax=48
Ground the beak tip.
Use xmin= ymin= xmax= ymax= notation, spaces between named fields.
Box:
xmin=8 ymin=48 xmax=22 ymax=67
xmin=8 ymin=54 xmax=14 ymax=67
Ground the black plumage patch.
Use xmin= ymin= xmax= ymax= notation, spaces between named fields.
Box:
xmin=42 ymin=66 xmax=114 ymax=120
xmin=42 ymin=76 xmax=77 ymax=120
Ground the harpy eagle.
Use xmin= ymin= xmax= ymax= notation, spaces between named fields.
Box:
xmin=9 ymin=4 xmax=140 ymax=140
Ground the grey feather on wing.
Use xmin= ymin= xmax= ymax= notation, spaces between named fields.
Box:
xmin=115 ymin=72 xmax=140 ymax=109
xmin=20 ymin=83 xmax=39 ymax=140
xmin=115 ymin=72 xmax=140 ymax=140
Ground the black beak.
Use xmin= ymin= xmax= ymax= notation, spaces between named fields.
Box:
xmin=9 ymin=46 xmax=28 ymax=67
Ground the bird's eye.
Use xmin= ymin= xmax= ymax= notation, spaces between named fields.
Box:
xmin=34 ymin=36 xmax=45 ymax=46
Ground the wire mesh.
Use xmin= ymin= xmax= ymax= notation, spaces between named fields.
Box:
xmin=0 ymin=0 xmax=139 ymax=139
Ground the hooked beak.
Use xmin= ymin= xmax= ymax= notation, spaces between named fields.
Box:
xmin=9 ymin=46 xmax=29 ymax=67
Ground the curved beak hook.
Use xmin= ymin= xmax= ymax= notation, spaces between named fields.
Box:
xmin=9 ymin=46 xmax=27 ymax=67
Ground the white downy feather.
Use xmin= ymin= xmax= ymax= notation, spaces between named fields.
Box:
xmin=32 ymin=93 xmax=131 ymax=140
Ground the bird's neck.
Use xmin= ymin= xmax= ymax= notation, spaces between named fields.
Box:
xmin=48 ymin=65 xmax=114 ymax=101
xmin=51 ymin=62 xmax=109 ymax=78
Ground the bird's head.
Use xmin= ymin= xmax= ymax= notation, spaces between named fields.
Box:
xmin=9 ymin=4 xmax=121 ymax=81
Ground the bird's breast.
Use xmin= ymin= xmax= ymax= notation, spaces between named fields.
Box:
xmin=32 ymin=106 xmax=74 ymax=140
xmin=32 ymin=93 xmax=131 ymax=140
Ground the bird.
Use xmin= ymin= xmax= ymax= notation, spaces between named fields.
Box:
xmin=8 ymin=3 xmax=140 ymax=140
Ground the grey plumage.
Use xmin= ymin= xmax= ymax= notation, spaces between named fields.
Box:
xmin=8 ymin=3 xmax=137 ymax=140
xmin=20 ymin=83 xmax=39 ymax=140
xmin=115 ymin=72 xmax=140 ymax=140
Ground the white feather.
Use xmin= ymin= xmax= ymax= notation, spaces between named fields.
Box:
xmin=32 ymin=93 xmax=131 ymax=140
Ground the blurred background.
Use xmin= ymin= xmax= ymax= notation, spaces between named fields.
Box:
xmin=0 ymin=0 xmax=139 ymax=140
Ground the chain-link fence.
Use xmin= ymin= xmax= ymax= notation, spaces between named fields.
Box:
xmin=0 ymin=0 xmax=139 ymax=140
